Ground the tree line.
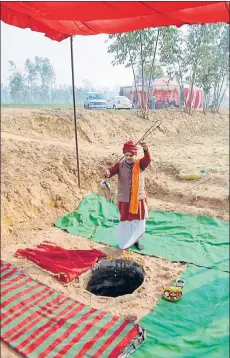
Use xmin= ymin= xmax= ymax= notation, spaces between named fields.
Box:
xmin=1 ymin=57 xmax=117 ymax=105
xmin=1 ymin=24 xmax=229 ymax=114
xmin=107 ymin=23 xmax=229 ymax=116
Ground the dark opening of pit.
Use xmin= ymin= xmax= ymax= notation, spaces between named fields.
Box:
xmin=86 ymin=259 xmax=145 ymax=298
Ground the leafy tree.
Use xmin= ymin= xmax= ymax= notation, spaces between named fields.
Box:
xmin=211 ymin=24 xmax=229 ymax=111
xmin=186 ymin=24 xmax=215 ymax=113
xmin=1 ymin=83 xmax=11 ymax=102
xmin=8 ymin=61 xmax=26 ymax=103
xmin=5 ymin=57 xmax=56 ymax=104
xmin=107 ymin=29 xmax=163 ymax=118
xmin=160 ymin=24 xmax=229 ymax=113
xmin=160 ymin=27 xmax=188 ymax=106
xmin=107 ymin=32 xmax=140 ymax=105
xmin=9 ymin=72 xmax=26 ymax=103
xmin=3 ymin=31 xmax=228 ymax=111
xmin=34 ymin=57 xmax=55 ymax=103
xmin=188 ymin=23 xmax=229 ymax=113
xmin=25 ymin=59 xmax=38 ymax=103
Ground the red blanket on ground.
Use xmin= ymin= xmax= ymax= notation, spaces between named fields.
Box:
xmin=1 ymin=260 xmax=145 ymax=357
xmin=15 ymin=241 xmax=106 ymax=283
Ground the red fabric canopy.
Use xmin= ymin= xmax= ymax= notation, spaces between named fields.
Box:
xmin=1 ymin=1 xmax=229 ymax=41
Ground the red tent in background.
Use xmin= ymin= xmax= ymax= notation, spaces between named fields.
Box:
xmin=184 ymin=84 xmax=203 ymax=109
xmin=1 ymin=1 xmax=229 ymax=185
xmin=122 ymin=78 xmax=181 ymax=107
xmin=121 ymin=78 xmax=204 ymax=109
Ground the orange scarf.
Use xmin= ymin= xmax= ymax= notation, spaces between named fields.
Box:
xmin=129 ymin=159 xmax=140 ymax=214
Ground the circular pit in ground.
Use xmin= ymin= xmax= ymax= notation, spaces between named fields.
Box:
xmin=85 ymin=259 xmax=145 ymax=298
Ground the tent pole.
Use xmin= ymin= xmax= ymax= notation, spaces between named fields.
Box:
xmin=70 ymin=36 xmax=81 ymax=188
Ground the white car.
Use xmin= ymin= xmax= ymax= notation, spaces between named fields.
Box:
xmin=106 ymin=96 xmax=132 ymax=110
xmin=84 ymin=92 xmax=106 ymax=109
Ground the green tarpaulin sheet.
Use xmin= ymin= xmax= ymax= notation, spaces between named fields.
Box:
xmin=56 ymin=194 xmax=229 ymax=357
xmin=132 ymin=265 xmax=229 ymax=358
xmin=55 ymin=194 xmax=229 ymax=272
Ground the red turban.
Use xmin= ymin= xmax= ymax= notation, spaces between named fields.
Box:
xmin=123 ymin=141 xmax=137 ymax=155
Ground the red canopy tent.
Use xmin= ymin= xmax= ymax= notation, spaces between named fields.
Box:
xmin=1 ymin=1 xmax=229 ymax=186
xmin=1 ymin=2 xmax=229 ymax=40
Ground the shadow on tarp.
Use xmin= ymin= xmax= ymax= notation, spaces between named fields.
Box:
xmin=55 ymin=194 xmax=229 ymax=272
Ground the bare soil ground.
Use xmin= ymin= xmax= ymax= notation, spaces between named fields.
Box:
xmin=1 ymin=107 xmax=229 ymax=357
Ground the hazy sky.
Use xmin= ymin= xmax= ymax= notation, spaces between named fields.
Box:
xmin=1 ymin=21 xmax=133 ymax=89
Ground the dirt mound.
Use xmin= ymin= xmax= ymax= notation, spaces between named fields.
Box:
xmin=1 ymin=107 xmax=229 ymax=358
xmin=2 ymin=107 xmax=229 ymax=142
xmin=1 ymin=108 xmax=229 ymax=236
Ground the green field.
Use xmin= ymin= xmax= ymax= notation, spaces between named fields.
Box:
xmin=1 ymin=103 xmax=83 ymax=109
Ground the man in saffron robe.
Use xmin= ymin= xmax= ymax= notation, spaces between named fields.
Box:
xmin=104 ymin=140 xmax=151 ymax=251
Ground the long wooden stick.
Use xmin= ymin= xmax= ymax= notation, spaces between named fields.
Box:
xmin=103 ymin=118 xmax=162 ymax=180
